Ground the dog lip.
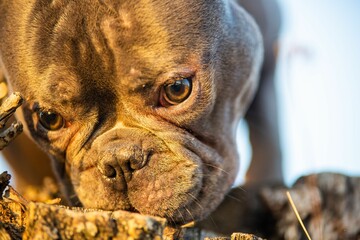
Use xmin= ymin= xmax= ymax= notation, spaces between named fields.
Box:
xmin=73 ymin=146 xmax=215 ymax=223
xmin=125 ymin=148 xmax=204 ymax=222
xmin=73 ymin=128 xmax=225 ymax=222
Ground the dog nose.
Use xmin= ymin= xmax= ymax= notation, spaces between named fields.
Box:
xmin=98 ymin=145 xmax=152 ymax=181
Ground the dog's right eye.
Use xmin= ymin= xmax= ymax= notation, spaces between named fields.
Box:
xmin=160 ymin=78 xmax=192 ymax=106
xmin=38 ymin=110 xmax=64 ymax=131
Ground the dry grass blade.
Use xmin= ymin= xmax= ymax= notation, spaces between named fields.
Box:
xmin=286 ymin=191 xmax=312 ymax=240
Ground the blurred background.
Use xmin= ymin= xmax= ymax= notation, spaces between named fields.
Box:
xmin=237 ymin=0 xmax=360 ymax=185
xmin=1 ymin=0 xmax=360 ymax=187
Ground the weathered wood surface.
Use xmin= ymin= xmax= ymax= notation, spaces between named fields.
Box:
xmin=1 ymin=171 xmax=265 ymax=240
xmin=1 ymin=171 xmax=167 ymax=240
xmin=24 ymin=202 xmax=166 ymax=240
xmin=3 ymin=171 xmax=359 ymax=240
xmin=0 ymin=172 xmax=26 ymax=240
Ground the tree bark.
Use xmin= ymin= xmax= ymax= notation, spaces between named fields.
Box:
xmin=1 ymin=171 xmax=265 ymax=240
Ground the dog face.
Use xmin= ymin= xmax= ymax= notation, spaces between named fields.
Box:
xmin=0 ymin=0 xmax=263 ymax=223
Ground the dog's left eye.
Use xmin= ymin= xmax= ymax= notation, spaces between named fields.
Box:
xmin=38 ymin=110 xmax=64 ymax=131
xmin=160 ymin=78 xmax=192 ymax=106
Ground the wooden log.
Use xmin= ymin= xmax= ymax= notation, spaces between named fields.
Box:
xmin=205 ymin=233 xmax=264 ymax=240
xmin=24 ymin=202 xmax=166 ymax=240
xmin=261 ymin=173 xmax=360 ymax=239
xmin=0 ymin=172 xmax=26 ymax=240
xmin=1 ymin=171 xmax=267 ymax=240
xmin=2 ymin=166 xmax=360 ymax=239
xmin=1 ymin=172 xmax=166 ymax=240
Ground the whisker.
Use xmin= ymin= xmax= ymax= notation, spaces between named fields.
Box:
xmin=203 ymin=163 xmax=230 ymax=175
xmin=234 ymin=186 xmax=247 ymax=193
xmin=209 ymin=215 xmax=219 ymax=230
xmin=70 ymin=199 xmax=81 ymax=207
xmin=165 ymin=213 xmax=176 ymax=226
xmin=65 ymin=192 xmax=82 ymax=206
xmin=177 ymin=209 xmax=186 ymax=225
xmin=68 ymin=193 xmax=78 ymax=201
xmin=187 ymin=193 xmax=204 ymax=210
xmin=184 ymin=207 xmax=195 ymax=223
xmin=226 ymin=193 xmax=245 ymax=203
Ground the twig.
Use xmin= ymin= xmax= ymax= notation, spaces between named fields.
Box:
xmin=286 ymin=191 xmax=312 ymax=240
xmin=0 ymin=92 xmax=24 ymax=150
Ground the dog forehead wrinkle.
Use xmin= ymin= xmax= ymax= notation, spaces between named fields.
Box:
xmin=35 ymin=9 xmax=119 ymax=105
xmin=99 ymin=1 xmax=210 ymax=73
xmin=28 ymin=1 xmax=116 ymax=76
xmin=96 ymin=1 xmax=222 ymax=78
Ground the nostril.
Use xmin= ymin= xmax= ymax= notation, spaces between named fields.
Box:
xmin=129 ymin=147 xmax=153 ymax=170
xmin=102 ymin=164 xmax=117 ymax=178
xmin=97 ymin=159 xmax=127 ymax=191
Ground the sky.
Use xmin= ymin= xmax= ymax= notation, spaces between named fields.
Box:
xmin=1 ymin=0 xmax=360 ymax=186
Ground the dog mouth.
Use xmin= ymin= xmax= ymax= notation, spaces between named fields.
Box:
xmin=67 ymin=130 xmax=234 ymax=224
xmin=72 ymin=149 xmax=203 ymax=222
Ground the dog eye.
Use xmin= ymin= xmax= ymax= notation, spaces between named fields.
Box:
xmin=161 ymin=78 xmax=192 ymax=106
xmin=38 ymin=110 xmax=64 ymax=131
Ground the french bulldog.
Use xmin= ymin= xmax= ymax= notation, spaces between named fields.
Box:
xmin=0 ymin=0 xmax=275 ymax=225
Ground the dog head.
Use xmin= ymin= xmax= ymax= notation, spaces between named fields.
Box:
xmin=0 ymin=0 xmax=263 ymax=224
